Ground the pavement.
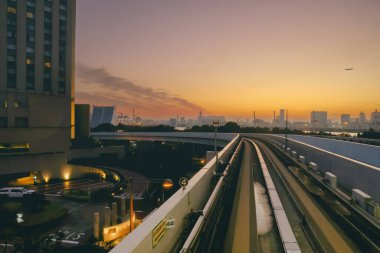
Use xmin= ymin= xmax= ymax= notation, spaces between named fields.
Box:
xmin=0 ymin=168 xmax=157 ymax=249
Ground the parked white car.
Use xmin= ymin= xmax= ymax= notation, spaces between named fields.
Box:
xmin=0 ymin=187 xmax=36 ymax=198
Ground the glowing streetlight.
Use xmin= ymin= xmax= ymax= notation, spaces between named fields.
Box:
xmin=161 ymin=179 xmax=173 ymax=203
xmin=128 ymin=178 xmax=173 ymax=233
xmin=162 ymin=179 xmax=174 ymax=189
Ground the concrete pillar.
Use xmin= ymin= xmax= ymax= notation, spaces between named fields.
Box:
xmin=112 ymin=202 xmax=117 ymax=225
xmin=93 ymin=213 xmax=99 ymax=240
xmin=120 ymin=197 xmax=126 ymax=222
xmin=291 ymin=151 xmax=297 ymax=158
xmin=104 ymin=206 xmax=110 ymax=228
xmin=287 ymin=148 xmax=291 ymax=154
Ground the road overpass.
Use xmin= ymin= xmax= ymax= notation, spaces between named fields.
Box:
xmin=90 ymin=132 xmax=237 ymax=147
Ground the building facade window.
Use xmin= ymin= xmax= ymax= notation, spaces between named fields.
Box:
xmin=43 ymin=0 xmax=53 ymax=92
xmin=58 ymin=0 xmax=67 ymax=95
xmin=25 ymin=0 xmax=36 ymax=90
xmin=14 ymin=96 xmax=28 ymax=108
xmin=14 ymin=117 xmax=29 ymax=128
xmin=7 ymin=0 xmax=17 ymax=89
xmin=7 ymin=7 xmax=16 ymax=14
xmin=0 ymin=117 xmax=8 ymax=128
xmin=0 ymin=95 xmax=8 ymax=108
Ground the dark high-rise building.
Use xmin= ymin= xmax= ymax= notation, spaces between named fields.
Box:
xmin=0 ymin=0 xmax=76 ymax=177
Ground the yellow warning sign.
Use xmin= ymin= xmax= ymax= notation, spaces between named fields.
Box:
xmin=152 ymin=217 xmax=167 ymax=248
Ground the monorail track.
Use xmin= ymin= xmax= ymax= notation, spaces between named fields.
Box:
xmin=253 ymin=139 xmax=363 ymax=253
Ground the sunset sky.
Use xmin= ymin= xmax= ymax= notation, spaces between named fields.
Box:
xmin=75 ymin=0 xmax=380 ymax=121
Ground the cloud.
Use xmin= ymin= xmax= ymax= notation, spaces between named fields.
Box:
xmin=75 ymin=63 xmax=208 ymax=118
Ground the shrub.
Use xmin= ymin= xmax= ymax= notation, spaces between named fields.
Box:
xmin=0 ymin=204 xmax=16 ymax=227
xmin=22 ymin=193 xmax=47 ymax=212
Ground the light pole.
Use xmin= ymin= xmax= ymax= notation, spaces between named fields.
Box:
xmin=127 ymin=177 xmax=174 ymax=224
xmin=213 ymin=120 xmax=220 ymax=172
xmin=129 ymin=177 xmax=134 ymax=232
xmin=285 ymin=109 xmax=289 ymax=148
xmin=161 ymin=179 xmax=174 ymax=203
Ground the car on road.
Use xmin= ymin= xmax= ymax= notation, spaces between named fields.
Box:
xmin=0 ymin=187 xmax=36 ymax=198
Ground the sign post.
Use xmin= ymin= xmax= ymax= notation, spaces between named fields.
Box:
xmin=179 ymin=177 xmax=189 ymax=190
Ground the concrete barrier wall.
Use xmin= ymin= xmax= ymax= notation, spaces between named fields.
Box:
xmin=262 ymin=135 xmax=380 ymax=202
xmin=280 ymin=135 xmax=380 ymax=167
xmin=110 ymin=135 xmax=240 ymax=253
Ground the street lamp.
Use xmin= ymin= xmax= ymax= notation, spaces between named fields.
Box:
xmin=161 ymin=179 xmax=174 ymax=203
xmin=285 ymin=109 xmax=289 ymax=149
xmin=129 ymin=177 xmax=134 ymax=232
xmin=213 ymin=120 xmax=220 ymax=172
xmin=127 ymin=177 xmax=174 ymax=233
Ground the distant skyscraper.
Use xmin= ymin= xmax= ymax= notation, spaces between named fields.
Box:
xmin=0 ymin=0 xmax=76 ymax=176
xmin=341 ymin=114 xmax=351 ymax=129
xmin=371 ymin=110 xmax=380 ymax=131
xmin=169 ymin=118 xmax=176 ymax=127
xmin=311 ymin=111 xmax=328 ymax=128
xmin=359 ymin=112 xmax=366 ymax=124
xmin=91 ymin=106 xmax=116 ymax=128
xmin=279 ymin=109 xmax=285 ymax=126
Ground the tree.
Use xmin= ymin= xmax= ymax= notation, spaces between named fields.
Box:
xmin=220 ymin=122 xmax=240 ymax=132
xmin=92 ymin=123 xmax=117 ymax=132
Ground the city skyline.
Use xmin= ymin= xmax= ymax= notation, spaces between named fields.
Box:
xmin=75 ymin=0 xmax=380 ymax=119
xmin=1 ymin=1 xmax=380 ymax=251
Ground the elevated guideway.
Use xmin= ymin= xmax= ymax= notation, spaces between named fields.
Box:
xmin=222 ymin=140 xmax=258 ymax=253
xmin=258 ymin=137 xmax=380 ymax=252
xmin=110 ymin=134 xmax=240 ymax=253
xmin=91 ymin=132 xmax=237 ymax=147
xmin=254 ymin=139 xmax=358 ymax=253
xmin=244 ymin=134 xmax=380 ymax=202
xmin=273 ymin=134 xmax=380 ymax=167
xmin=102 ymin=132 xmax=379 ymax=252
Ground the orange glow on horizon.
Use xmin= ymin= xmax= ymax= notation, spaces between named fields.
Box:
xmin=76 ymin=0 xmax=380 ymax=120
